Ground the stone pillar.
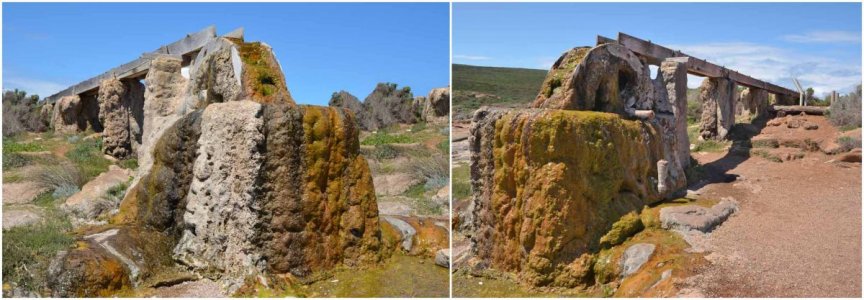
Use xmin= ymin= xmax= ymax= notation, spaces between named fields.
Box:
xmin=98 ymin=78 xmax=145 ymax=159
xmin=51 ymin=95 xmax=84 ymax=134
xmin=745 ymin=87 xmax=769 ymax=119
xmin=698 ymin=77 xmax=736 ymax=140
xmin=660 ymin=58 xmax=690 ymax=168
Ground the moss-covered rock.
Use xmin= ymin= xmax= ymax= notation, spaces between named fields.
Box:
xmin=470 ymin=108 xmax=668 ymax=288
xmin=599 ymin=212 xmax=644 ymax=248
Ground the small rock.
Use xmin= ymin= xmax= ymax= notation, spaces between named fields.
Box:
xmin=435 ymin=249 xmax=450 ymax=268
xmin=382 ymin=216 xmax=416 ymax=252
xmin=620 ymin=243 xmax=655 ymax=277
xmin=766 ymin=118 xmax=783 ymax=126
xmin=803 ymin=122 xmax=819 ymax=130
xmin=839 ymin=148 xmax=862 ymax=163
xmin=786 ymin=119 xmax=801 ymax=129
xmin=63 ymin=165 xmax=133 ymax=221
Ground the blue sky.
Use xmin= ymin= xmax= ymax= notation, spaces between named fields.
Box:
xmin=3 ymin=3 xmax=449 ymax=105
xmin=454 ymin=2 xmax=862 ymax=96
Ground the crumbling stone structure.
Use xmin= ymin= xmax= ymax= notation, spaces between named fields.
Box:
xmin=48 ymin=29 xmax=384 ymax=296
xmin=698 ymin=77 xmax=737 ymax=140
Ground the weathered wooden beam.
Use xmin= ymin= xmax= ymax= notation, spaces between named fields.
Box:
xmin=612 ymin=32 xmax=799 ymax=97
xmin=771 ymin=105 xmax=828 ymax=115
xmin=44 ymin=26 xmax=219 ymax=103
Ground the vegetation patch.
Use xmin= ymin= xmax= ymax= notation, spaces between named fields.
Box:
xmin=2 ymin=209 xmax=74 ymax=293
xmin=452 ymin=164 xmax=471 ymax=201
xmin=361 ymin=132 xmax=417 ymax=146
xmin=64 ymin=138 xmax=111 ymax=182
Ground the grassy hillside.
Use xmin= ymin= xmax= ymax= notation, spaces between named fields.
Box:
xmin=452 ymin=64 xmax=547 ymax=119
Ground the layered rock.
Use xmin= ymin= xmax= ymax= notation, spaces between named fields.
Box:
xmin=328 ymin=85 xmax=449 ymax=130
xmin=98 ymin=78 xmax=145 ymax=159
xmin=699 ymin=77 xmax=737 ymax=140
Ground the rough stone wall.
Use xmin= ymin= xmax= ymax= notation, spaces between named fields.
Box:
xmin=699 ymin=77 xmax=736 ymax=140
xmin=52 ymin=95 xmax=85 ymax=134
xmin=469 ymin=109 xmax=666 ymax=287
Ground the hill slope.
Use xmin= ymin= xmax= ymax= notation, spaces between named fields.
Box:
xmin=452 ymin=64 xmax=547 ymax=119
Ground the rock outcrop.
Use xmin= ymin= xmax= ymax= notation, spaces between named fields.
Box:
xmin=329 ymin=84 xmax=449 ymax=131
xmin=50 ymin=35 xmax=383 ymax=296
xmin=64 ymin=165 xmax=133 ymax=222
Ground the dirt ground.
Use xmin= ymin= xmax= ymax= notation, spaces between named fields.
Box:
xmin=681 ymin=116 xmax=862 ymax=297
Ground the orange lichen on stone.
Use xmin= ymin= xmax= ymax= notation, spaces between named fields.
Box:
xmin=226 ymin=37 xmax=294 ymax=104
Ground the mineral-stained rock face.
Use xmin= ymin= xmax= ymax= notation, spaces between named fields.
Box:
xmin=52 ymin=95 xmax=85 ymax=134
xmin=533 ymin=44 xmax=654 ymax=115
xmin=469 ymin=43 xmax=692 ymax=288
xmin=699 ymin=77 xmax=737 ymax=140
xmin=469 ymin=108 xmax=667 ymax=287
xmin=99 ymin=78 xmax=145 ymax=159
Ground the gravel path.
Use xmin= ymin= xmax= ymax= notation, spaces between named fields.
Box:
xmin=683 ymin=147 xmax=861 ymax=297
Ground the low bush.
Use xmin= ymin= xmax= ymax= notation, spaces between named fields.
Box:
xmin=829 ymin=85 xmax=862 ymax=129
xmin=65 ymin=138 xmax=110 ymax=181
xmin=409 ymin=155 xmax=448 ymax=190
xmin=452 ymin=164 xmax=472 ymax=201
xmin=31 ymin=163 xmax=86 ymax=191
xmin=837 ymin=136 xmax=861 ymax=152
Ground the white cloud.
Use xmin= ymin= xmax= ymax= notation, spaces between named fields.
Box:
xmin=454 ymin=54 xmax=492 ymax=61
xmin=782 ymin=31 xmax=861 ymax=43
xmin=3 ymin=77 xmax=68 ymax=98
xmin=667 ymin=42 xmax=861 ymax=96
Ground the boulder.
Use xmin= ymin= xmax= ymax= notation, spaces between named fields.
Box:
xmin=358 ymin=83 xmax=417 ymax=130
xmin=382 ymin=216 xmax=417 ymax=252
xmin=840 ymin=148 xmax=862 ymax=163
xmin=52 ymin=95 xmax=84 ymax=134
xmin=64 ymin=165 xmax=133 ymax=221
xmin=803 ymin=122 xmax=819 ymax=130
xmin=329 ymin=90 xmax=364 ymax=119
xmin=619 ymin=243 xmax=655 ymax=277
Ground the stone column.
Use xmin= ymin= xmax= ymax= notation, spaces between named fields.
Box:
xmin=698 ymin=77 xmax=736 ymax=140
xmin=660 ymin=58 xmax=690 ymax=168
xmin=98 ymin=78 xmax=145 ymax=159
xmin=746 ymin=87 xmax=769 ymax=119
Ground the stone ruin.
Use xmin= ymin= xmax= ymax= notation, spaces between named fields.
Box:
xmin=45 ymin=29 xmax=387 ymax=296
xmin=465 ymin=36 xmax=795 ymax=288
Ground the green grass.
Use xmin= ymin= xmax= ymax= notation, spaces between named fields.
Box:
xmin=2 ymin=138 xmax=46 ymax=154
xmin=751 ymin=149 xmax=783 ymax=163
xmin=452 ymin=164 xmax=471 ymax=201
xmin=64 ymin=138 xmax=111 ymax=181
xmin=361 ymin=132 xmax=417 ymax=146
xmin=452 ymin=64 xmax=547 ymax=116
xmin=2 ymin=208 xmax=74 ymax=293
xmin=436 ymin=139 xmax=449 ymax=155
xmin=118 ymin=158 xmax=139 ymax=170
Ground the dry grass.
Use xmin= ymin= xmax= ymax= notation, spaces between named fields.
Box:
xmin=29 ymin=163 xmax=86 ymax=191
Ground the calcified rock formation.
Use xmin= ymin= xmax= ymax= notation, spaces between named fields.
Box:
xmin=468 ymin=43 xmax=690 ymax=288
xmin=699 ymin=77 xmax=737 ymax=140
xmin=51 ymin=95 xmax=85 ymax=134
xmin=49 ymin=34 xmax=383 ymax=296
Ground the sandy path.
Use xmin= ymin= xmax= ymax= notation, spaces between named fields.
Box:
xmin=684 ymin=147 xmax=861 ymax=297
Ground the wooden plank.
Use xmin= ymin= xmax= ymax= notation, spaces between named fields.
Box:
xmin=771 ymin=105 xmax=828 ymax=115
xmin=614 ymin=32 xmax=799 ymax=97
xmin=45 ymin=26 xmax=218 ymax=103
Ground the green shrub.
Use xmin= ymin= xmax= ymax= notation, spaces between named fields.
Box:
xmin=31 ymin=164 xmax=86 ymax=191
xmin=371 ymin=144 xmax=400 ymax=160
xmin=118 ymin=158 xmax=139 ymax=170
xmin=2 ymin=138 xmax=46 ymax=154
xmin=411 ymin=122 xmax=427 ymax=132
xmin=2 ymin=209 xmax=74 ymax=293
xmin=3 ymin=152 xmax=32 ymax=169
xmin=837 ymin=136 xmax=861 ymax=152
xmin=829 ymin=85 xmax=862 ymax=129
xmin=437 ymin=139 xmax=449 ymax=155
xmin=409 ymin=155 xmax=448 ymax=190
xmin=65 ymin=138 xmax=110 ymax=181
xmin=361 ymin=132 xmax=416 ymax=146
